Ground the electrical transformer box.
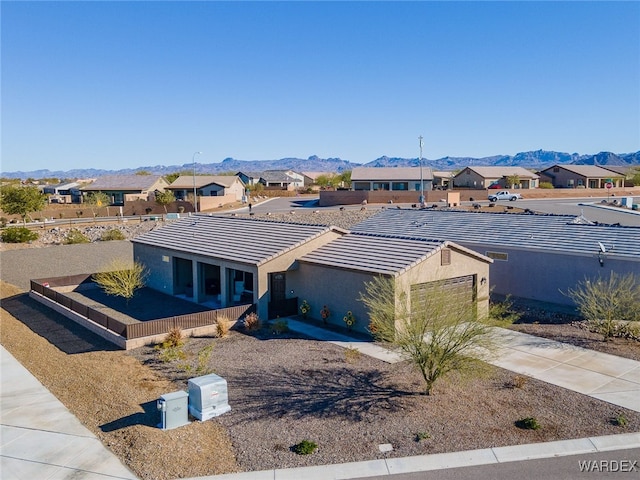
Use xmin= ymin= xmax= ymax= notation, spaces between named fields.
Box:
xmin=157 ymin=390 xmax=189 ymax=430
xmin=188 ymin=373 xmax=231 ymax=421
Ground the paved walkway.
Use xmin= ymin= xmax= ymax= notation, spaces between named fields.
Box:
xmin=2 ymin=322 xmax=639 ymax=480
xmin=0 ymin=346 xmax=136 ymax=480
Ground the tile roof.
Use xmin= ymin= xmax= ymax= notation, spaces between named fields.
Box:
xmin=167 ymin=175 xmax=242 ymax=189
xmin=461 ymin=166 xmax=539 ymax=179
xmin=352 ymin=209 xmax=640 ymax=259
xmin=132 ymin=215 xmax=336 ymax=266
xmin=298 ymin=233 xmax=488 ymax=276
xmin=541 ymin=165 xmax=625 ymax=178
xmin=81 ymin=175 xmax=166 ymax=191
xmin=351 ymin=167 xmax=434 ymax=181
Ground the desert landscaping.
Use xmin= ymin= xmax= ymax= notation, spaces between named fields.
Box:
xmin=1 ymin=207 xmax=639 ymax=479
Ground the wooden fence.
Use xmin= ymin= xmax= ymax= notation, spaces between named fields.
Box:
xmin=30 ymin=278 xmax=254 ymax=340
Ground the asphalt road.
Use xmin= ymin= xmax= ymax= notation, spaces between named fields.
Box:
xmin=365 ymin=448 xmax=640 ymax=480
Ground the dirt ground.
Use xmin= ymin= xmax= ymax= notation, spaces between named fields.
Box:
xmin=2 ymin=281 xmax=639 ymax=479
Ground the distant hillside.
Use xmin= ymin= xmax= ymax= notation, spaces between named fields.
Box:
xmin=366 ymin=150 xmax=640 ymax=170
xmin=2 ymin=150 xmax=638 ymax=179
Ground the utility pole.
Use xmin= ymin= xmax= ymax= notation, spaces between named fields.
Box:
xmin=419 ymin=135 xmax=425 ymax=206
xmin=192 ymin=151 xmax=202 ymax=213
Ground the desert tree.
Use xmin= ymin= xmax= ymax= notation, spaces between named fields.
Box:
xmin=155 ymin=190 xmax=176 ymax=213
xmin=0 ymin=185 xmax=47 ymax=224
xmin=360 ymin=275 xmax=506 ymax=395
xmin=92 ymin=259 xmax=148 ymax=303
xmin=565 ymin=272 xmax=640 ymax=340
xmin=84 ymin=191 xmax=110 ymax=217
xmin=505 ymin=175 xmax=520 ymax=189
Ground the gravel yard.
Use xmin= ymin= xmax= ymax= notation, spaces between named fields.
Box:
xmin=2 ymin=280 xmax=639 ymax=479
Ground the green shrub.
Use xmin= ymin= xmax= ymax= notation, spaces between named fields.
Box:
xmin=539 ymin=182 xmax=554 ymax=189
xmin=64 ymin=229 xmax=90 ymax=244
xmin=155 ymin=328 xmax=187 ymax=363
xmin=415 ymin=432 xmax=431 ymax=442
xmin=292 ymin=440 xmax=318 ymax=455
xmin=195 ymin=345 xmax=214 ymax=375
xmin=515 ymin=417 xmax=541 ymax=430
xmin=1 ymin=226 xmax=38 ymax=243
xmin=271 ymin=318 xmax=289 ymax=334
xmin=613 ymin=414 xmax=628 ymax=427
xmin=101 ymin=229 xmax=125 ymax=241
xmin=0 ymin=217 xmax=7 ymax=227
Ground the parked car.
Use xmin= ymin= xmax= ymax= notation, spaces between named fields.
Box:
xmin=488 ymin=183 xmax=502 ymax=189
xmin=488 ymin=190 xmax=523 ymax=202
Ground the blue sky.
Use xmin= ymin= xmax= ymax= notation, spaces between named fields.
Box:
xmin=2 ymin=1 xmax=639 ymax=173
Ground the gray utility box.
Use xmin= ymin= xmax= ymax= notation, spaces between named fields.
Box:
xmin=188 ymin=373 xmax=231 ymax=421
xmin=157 ymin=390 xmax=190 ymax=430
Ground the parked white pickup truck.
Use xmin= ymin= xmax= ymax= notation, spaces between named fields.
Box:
xmin=488 ymin=190 xmax=523 ymax=202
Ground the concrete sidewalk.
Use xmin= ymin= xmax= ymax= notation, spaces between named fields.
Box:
xmin=0 ymin=346 xmax=136 ymax=480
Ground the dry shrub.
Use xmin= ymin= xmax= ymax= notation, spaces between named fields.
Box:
xmin=344 ymin=346 xmax=361 ymax=364
xmin=164 ymin=327 xmax=185 ymax=348
xmin=243 ymin=312 xmax=261 ymax=331
xmin=215 ymin=316 xmax=233 ymax=338
xmin=512 ymin=375 xmax=528 ymax=389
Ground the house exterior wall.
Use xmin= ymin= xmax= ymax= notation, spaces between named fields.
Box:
xmin=464 ymin=243 xmax=640 ymax=306
xmin=291 ymin=247 xmax=490 ymax=335
xmin=134 ymin=229 xmax=345 ymax=321
xmin=257 ymin=230 xmax=344 ymax=319
xmin=454 ymin=169 xmax=491 ymax=189
xmin=352 ymin=180 xmax=433 ymax=192
xmin=540 ymin=167 xmax=623 ymax=189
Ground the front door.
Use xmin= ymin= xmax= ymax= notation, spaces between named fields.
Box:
xmin=271 ymin=273 xmax=286 ymax=302
xmin=269 ymin=273 xmax=296 ymax=318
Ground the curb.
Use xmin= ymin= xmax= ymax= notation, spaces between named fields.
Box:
xmin=183 ymin=432 xmax=640 ymax=480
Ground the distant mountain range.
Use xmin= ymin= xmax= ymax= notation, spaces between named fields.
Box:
xmin=3 ymin=150 xmax=639 ymax=180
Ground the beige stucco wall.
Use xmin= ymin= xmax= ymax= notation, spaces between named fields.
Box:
xmin=454 ymin=169 xmax=490 ymax=189
xmin=257 ymin=229 xmax=345 ymax=319
xmin=291 ymin=245 xmax=491 ymax=335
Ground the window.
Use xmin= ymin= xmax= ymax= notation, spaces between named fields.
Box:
xmin=485 ymin=251 xmax=508 ymax=261
xmin=372 ymin=182 xmax=390 ymax=191
xmin=553 ymin=167 xmax=560 ymax=173
xmin=392 ymin=182 xmax=408 ymax=191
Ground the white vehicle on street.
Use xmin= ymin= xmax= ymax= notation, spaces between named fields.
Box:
xmin=488 ymin=190 xmax=523 ymax=202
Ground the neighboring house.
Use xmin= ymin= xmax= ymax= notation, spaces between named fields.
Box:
xmin=132 ymin=215 xmax=490 ymax=334
xmin=81 ymin=175 xmax=169 ymax=206
xmin=599 ymin=165 xmax=640 ymax=187
xmin=237 ymin=170 xmax=304 ymax=191
xmin=432 ymin=171 xmax=455 ymax=190
xmin=350 ymin=167 xmax=433 ymax=192
xmin=301 ymin=171 xmax=334 ymax=186
xmin=42 ymin=182 xmax=81 ymax=203
xmin=452 ymin=167 xmax=539 ymax=189
xmin=353 ymin=209 xmax=640 ymax=307
xmin=537 ymin=165 xmax=625 ymax=189
xmin=166 ymin=175 xmax=245 ymax=206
